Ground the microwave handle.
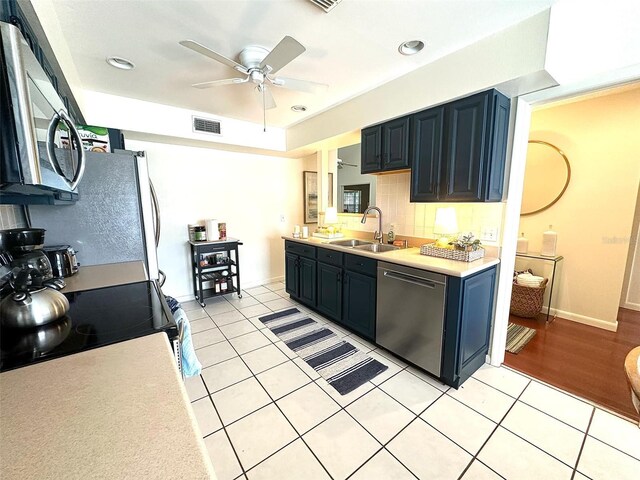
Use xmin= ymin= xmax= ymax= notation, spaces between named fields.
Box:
xmin=46 ymin=110 xmax=86 ymax=190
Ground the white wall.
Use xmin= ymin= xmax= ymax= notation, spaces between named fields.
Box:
xmin=82 ymin=91 xmax=286 ymax=152
xmin=518 ymin=85 xmax=640 ymax=330
xmin=545 ymin=1 xmax=640 ymax=85
xmin=125 ymin=139 xmax=306 ymax=301
xmin=621 ymin=190 xmax=640 ymax=310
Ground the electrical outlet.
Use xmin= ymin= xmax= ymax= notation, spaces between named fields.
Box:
xmin=481 ymin=227 xmax=498 ymax=242
xmin=280 ymin=215 xmax=286 ymax=223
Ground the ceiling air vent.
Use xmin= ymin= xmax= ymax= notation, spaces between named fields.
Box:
xmin=192 ymin=116 xmax=221 ymax=135
xmin=307 ymin=0 xmax=342 ymax=13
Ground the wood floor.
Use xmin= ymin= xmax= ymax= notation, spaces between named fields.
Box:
xmin=504 ymin=307 xmax=640 ymax=420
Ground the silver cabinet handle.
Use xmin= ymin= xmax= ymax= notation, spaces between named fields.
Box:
xmin=46 ymin=109 xmax=86 ymax=190
xmin=383 ymin=270 xmax=438 ymax=289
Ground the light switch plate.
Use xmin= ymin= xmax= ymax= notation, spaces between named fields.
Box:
xmin=481 ymin=226 xmax=498 ymax=241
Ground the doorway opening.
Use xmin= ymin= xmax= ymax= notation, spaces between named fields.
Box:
xmin=502 ymin=83 xmax=640 ymax=419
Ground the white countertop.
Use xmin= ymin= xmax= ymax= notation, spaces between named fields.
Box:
xmin=282 ymin=236 xmax=500 ymax=277
xmin=0 ymin=333 xmax=215 ymax=480
xmin=62 ymin=261 xmax=149 ymax=293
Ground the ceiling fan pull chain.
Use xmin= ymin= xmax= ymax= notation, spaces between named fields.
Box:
xmin=263 ymin=85 xmax=266 ymax=132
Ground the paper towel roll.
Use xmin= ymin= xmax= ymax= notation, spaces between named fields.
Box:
xmin=206 ymin=219 xmax=219 ymax=241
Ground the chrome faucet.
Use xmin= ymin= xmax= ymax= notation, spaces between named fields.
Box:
xmin=361 ymin=206 xmax=383 ymax=243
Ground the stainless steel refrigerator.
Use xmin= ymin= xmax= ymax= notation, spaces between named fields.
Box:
xmin=29 ymin=150 xmax=161 ymax=282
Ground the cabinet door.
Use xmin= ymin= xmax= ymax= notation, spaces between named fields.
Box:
xmin=441 ymin=91 xmax=490 ymax=202
xmin=285 ymin=253 xmax=299 ymax=297
xmin=317 ymin=262 xmax=342 ymax=322
xmin=361 ymin=126 xmax=382 ymax=174
xmin=484 ymin=92 xmax=510 ymax=201
xmin=441 ymin=266 xmax=496 ymax=388
xmin=298 ymin=257 xmax=317 ymax=306
xmin=342 ymin=270 xmax=376 ymax=340
xmin=410 ymin=107 xmax=445 ymax=202
xmin=382 ymin=116 xmax=410 ymax=170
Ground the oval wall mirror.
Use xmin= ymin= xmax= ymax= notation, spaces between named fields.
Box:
xmin=521 ymin=140 xmax=571 ymax=216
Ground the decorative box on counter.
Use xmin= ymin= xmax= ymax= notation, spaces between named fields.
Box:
xmin=420 ymin=243 xmax=485 ymax=262
xmin=312 ymin=232 xmax=344 ymax=239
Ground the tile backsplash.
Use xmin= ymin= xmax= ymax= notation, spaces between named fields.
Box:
xmin=0 ymin=205 xmax=28 ymax=230
xmin=334 ymin=172 xmax=505 ymax=246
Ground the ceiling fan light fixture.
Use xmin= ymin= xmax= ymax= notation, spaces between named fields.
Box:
xmin=291 ymin=105 xmax=307 ymax=112
xmin=398 ymin=40 xmax=425 ymax=56
xmin=106 ymin=56 xmax=135 ymax=70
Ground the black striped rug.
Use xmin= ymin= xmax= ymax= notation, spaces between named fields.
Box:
xmin=259 ymin=308 xmax=388 ymax=395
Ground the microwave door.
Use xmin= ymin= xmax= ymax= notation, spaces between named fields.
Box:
xmin=26 ymin=73 xmax=85 ymax=192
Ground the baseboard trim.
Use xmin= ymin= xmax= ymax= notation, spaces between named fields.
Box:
xmin=622 ymin=301 xmax=640 ymax=312
xmin=544 ymin=307 xmax=618 ymax=332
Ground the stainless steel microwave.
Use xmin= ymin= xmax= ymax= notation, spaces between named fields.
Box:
xmin=0 ymin=21 xmax=85 ymax=204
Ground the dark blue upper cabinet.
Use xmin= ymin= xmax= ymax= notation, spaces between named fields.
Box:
xmin=410 ymin=106 xmax=445 ymax=202
xmin=441 ymin=90 xmax=510 ymax=202
xmin=442 ymin=91 xmax=490 ymax=201
xmin=361 ymin=125 xmax=382 ymax=174
xmin=408 ymin=89 xmax=510 ymax=203
xmin=361 ymin=116 xmax=410 ymax=174
xmin=382 ymin=116 xmax=410 ymax=171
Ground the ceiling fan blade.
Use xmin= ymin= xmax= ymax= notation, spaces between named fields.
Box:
xmin=259 ymin=36 xmax=305 ymax=74
xmin=270 ymin=76 xmax=328 ymax=94
xmin=255 ymin=85 xmax=277 ymax=110
xmin=192 ymin=77 xmax=248 ymax=89
xmin=180 ymin=40 xmax=248 ymax=74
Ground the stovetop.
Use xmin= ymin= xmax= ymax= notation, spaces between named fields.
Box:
xmin=0 ymin=281 xmax=178 ymax=372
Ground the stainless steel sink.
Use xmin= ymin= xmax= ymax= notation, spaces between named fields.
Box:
xmin=328 ymin=239 xmax=373 ymax=247
xmin=353 ymin=243 xmax=400 ymax=253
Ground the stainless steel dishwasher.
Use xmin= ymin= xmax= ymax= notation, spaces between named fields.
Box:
xmin=376 ymin=262 xmax=446 ymax=376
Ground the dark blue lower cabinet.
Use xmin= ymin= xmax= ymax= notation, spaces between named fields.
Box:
xmin=317 ymin=262 xmax=342 ymax=322
xmin=342 ymin=270 xmax=376 ymax=340
xmin=441 ymin=266 xmax=497 ymax=388
xmin=298 ymin=257 xmax=317 ymax=306
xmin=285 ymin=253 xmax=299 ymax=297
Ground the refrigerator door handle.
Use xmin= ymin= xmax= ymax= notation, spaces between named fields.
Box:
xmin=149 ymin=180 xmax=161 ymax=247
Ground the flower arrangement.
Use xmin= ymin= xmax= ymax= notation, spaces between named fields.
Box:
xmin=449 ymin=232 xmax=482 ymax=252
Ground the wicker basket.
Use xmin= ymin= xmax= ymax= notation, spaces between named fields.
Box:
xmin=510 ymin=278 xmax=549 ymax=318
xmin=420 ymin=243 xmax=485 ymax=262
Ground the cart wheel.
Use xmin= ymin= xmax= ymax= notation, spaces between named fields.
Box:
xmin=238 ymin=294 xmax=243 ymax=299
xmin=199 ymin=302 xmax=205 ymax=307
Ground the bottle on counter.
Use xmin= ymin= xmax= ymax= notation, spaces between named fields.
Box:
xmin=516 ymin=233 xmax=529 ymax=254
xmin=541 ymin=225 xmax=558 ymax=257
xmin=387 ymin=223 xmax=396 ymax=244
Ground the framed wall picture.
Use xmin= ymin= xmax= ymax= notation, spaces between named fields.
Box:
xmin=303 ymin=171 xmax=318 ymax=224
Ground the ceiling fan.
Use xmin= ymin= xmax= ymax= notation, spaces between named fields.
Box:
xmin=179 ymin=36 xmax=327 ymax=128
xmin=337 ymin=159 xmax=357 ymax=169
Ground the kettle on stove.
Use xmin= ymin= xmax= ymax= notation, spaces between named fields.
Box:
xmin=0 ymin=269 xmax=69 ymax=328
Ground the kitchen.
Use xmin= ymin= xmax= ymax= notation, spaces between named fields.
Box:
xmin=1 ymin=1 xmax=640 ymax=480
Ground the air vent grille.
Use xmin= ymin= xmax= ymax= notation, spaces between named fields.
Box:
xmin=193 ymin=116 xmax=221 ymax=135
xmin=307 ymin=0 xmax=342 ymax=13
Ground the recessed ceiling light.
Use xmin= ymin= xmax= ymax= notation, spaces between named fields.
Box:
xmin=398 ymin=40 xmax=425 ymax=56
xmin=291 ymin=105 xmax=307 ymax=112
xmin=106 ymin=56 xmax=135 ymax=70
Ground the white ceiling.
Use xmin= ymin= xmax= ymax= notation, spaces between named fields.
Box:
xmin=48 ymin=0 xmax=555 ymax=128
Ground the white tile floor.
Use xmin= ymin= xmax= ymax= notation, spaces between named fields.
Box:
xmin=182 ymin=283 xmax=640 ymax=480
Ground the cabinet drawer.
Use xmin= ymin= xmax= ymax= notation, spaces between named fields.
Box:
xmin=317 ymin=248 xmax=343 ymax=266
xmin=344 ymin=253 xmax=377 ymax=277
xmin=285 ymin=241 xmax=316 ymax=259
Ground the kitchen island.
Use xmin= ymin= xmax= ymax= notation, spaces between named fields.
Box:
xmin=0 ymin=333 xmax=214 ymax=479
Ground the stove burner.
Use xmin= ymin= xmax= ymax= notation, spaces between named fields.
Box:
xmin=73 ymin=306 xmax=155 ymax=336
